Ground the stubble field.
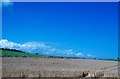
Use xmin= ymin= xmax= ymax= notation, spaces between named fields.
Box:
xmin=2 ymin=57 xmax=119 ymax=78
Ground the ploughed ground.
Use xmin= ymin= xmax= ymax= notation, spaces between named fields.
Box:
xmin=2 ymin=57 xmax=119 ymax=78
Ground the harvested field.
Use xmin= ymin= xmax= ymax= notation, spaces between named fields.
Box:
xmin=2 ymin=57 xmax=119 ymax=78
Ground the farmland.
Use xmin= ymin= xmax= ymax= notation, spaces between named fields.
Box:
xmin=1 ymin=49 xmax=119 ymax=78
xmin=2 ymin=57 xmax=119 ymax=78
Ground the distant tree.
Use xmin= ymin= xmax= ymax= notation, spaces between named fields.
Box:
xmin=83 ymin=57 xmax=85 ymax=59
xmin=94 ymin=58 xmax=96 ymax=60
xmin=61 ymin=57 xmax=64 ymax=59
xmin=117 ymin=57 xmax=120 ymax=60
xmin=35 ymin=53 xmax=38 ymax=55
xmin=0 ymin=48 xmax=22 ymax=52
xmin=22 ymin=55 xmax=27 ymax=58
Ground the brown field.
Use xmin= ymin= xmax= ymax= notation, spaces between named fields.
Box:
xmin=2 ymin=57 xmax=119 ymax=78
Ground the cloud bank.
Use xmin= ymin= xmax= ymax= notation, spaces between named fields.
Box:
xmin=0 ymin=39 xmax=95 ymax=58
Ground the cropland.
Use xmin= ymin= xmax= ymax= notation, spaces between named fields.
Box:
xmin=1 ymin=49 xmax=119 ymax=78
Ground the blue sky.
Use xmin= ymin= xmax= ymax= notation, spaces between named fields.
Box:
xmin=2 ymin=2 xmax=118 ymax=59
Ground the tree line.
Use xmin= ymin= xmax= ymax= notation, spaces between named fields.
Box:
xmin=0 ymin=48 xmax=23 ymax=52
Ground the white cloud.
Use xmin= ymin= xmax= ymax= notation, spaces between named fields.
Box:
xmin=1 ymin=0 xmax=13 ymax=7
xmin=0 ymin=39 xmax=95 ymax=58
xmin=65 ymin=49 xmax=74 ymax=55
xmin=2 ymin=0 xmax=11 ymax=2
xmin=76 ymin=53 xmax=84 ymax=56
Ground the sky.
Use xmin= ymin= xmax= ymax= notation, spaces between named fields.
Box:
xmin=1 ymin=2 xmax=118 ymax=59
